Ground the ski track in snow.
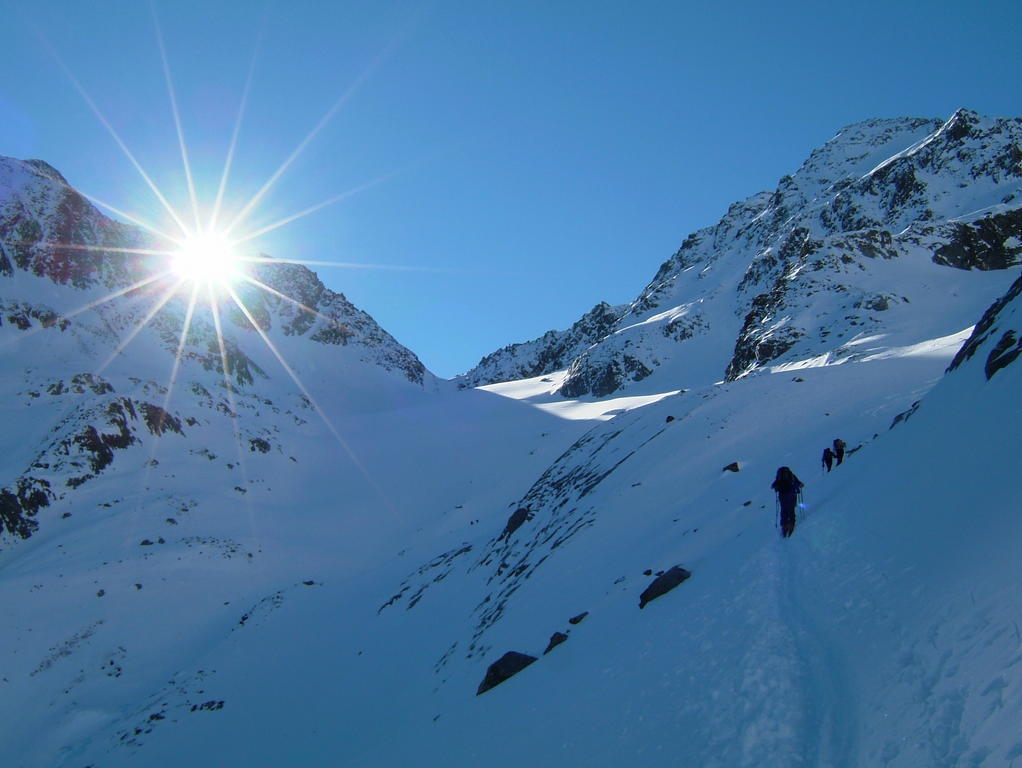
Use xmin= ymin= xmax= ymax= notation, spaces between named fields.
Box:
xmin=781 ymin=535 xmax=859 ymax=768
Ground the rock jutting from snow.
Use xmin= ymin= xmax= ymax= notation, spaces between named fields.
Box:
xmin=947 ymin=272 xmax=1022 ymax=380
xmin=476 ymin=651 xmax=538 ymax=695
xmin=639 ymin=566 xmax=692 ymax=609
xmin=500 ymin=507 xmax=533 ymax=539
xmin=543 ymin=632 xmax=569 ymax=655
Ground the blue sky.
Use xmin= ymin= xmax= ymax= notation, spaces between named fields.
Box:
xmin=1 ymin=0 xmax=1020 ymax=377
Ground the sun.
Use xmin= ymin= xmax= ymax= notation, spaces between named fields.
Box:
xmin=170 ymin=232 xmax=242 ymax=285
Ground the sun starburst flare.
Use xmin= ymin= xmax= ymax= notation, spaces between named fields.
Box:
xmin=19 ymin=11 xmax=427 ymax=519
xmin=170 ymin=232 xmax=243 ymax=286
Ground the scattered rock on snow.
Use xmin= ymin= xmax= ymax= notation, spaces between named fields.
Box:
xmin=639 ymin=566 xmax=692 ymax=609
xmin=476 ymin=651 xmax=538 ymax=695
xmin=543 ymin=632 xmax=569 ymax=655
xmin=568 ymin=611 xmax=589 ymax=625
xmin=722 ymin=462 xmax=740 ymax=473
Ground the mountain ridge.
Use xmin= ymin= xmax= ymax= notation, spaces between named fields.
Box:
xmin=460 ymin=108 xmax=1022 ymax=395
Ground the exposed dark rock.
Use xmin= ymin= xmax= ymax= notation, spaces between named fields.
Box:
xmin=891 ymin=401 xmax=921 ymax=428
xmin=568 ymin=611 xmax=589 ymax=625
xmin=500 ymin=507 xmax=533 ymax=540
xmin=476 ymin=651 xmax=538 ymax=695
xmin=985 ymin=330 xmax=1022 ymax=379
xmin=139 ymin=403 xmax=182 ymax=436
xmin=726 ymin=228 xmax=821 ymax=380
xmin=722 ymin=462 xmax=740 ymax=473
xmin=665 ymin=415 xmax=675 ymax=423
xmin=948 ymin=273 xmax=1022 ymax=374
xmin=830 ymin=229 xmax=899 ymax=260
xmin=190 ymin=700 xmax=225 ymax=712
xmin=933 ymin=209 xmax=1022 ymax=271
xmin=639 ymin=565 xmax=692 ymax=609
xmin=560 ymin=353 xmax=654 ymax=398
xmin=248 ymin=437 xmax=271 ymax=454
xmin=663 ymin=313 xmax=709 ymax=342
xmin=0 ymin=477 xmax=53 ymax=538
xmin=543 ymin=632 xmax=569 ymax=655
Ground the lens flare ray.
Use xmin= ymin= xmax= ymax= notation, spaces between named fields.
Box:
xmin=41 ymin=39 xmax=192 ymax=238
xmin=209 ymin=10 xmax=266 ymax=233
xmin=0 ymin=239 xmax=174 ymax=259
xmin=151 ymin=1 xmax=202 ymax=234
xmin=0 ymin=270 xmax=176 ymax=350
xmin=160 ymin=283 xmax=200 ymax=417
xmin=222 ymin=38 xmax=397 ymax=239
xmin=241 ymin=256 xmax=457 ymax=273
xmin=238 ymin=273 xmax=347 ymax=330
xmin=224 ymin=284 xmax=396 ymax=514
xmin=96 ymin=279 xmax=186 ymax=374
xmin=229 ymin=171 xmax=399 ymax=246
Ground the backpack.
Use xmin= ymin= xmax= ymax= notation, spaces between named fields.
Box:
xmin=773 ymin=466 xmax=799 ymax=493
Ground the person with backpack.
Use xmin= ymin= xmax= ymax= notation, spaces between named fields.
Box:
xmin=822 ymin=446 xmax=835 ymax=472
xmin=771 ymin=467 xmax=804 ymax=538
xmin=833 ymin=438 xmax=846 ymax=465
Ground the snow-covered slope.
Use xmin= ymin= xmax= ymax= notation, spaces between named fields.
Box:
xmin=0 ymin=154 xmax=439 ymax=543
xmin=462 ymin=109 xmax=1022 ymax=397
xmin=2 ymin=113 xmax=1021 ymax=768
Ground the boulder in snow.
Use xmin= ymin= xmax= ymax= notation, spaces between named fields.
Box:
xmin=543 ymin=632 xmax=569 ymax=655
xmin=477 ymin=651 xmax=538 ymax=695
xmin=639 ymin=565 xmax=692 ymax=609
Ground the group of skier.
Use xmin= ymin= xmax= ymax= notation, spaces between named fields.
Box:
xmin=770 ymin=437 xmax=847 ymax=538
xmin=821 ymin=437 xmax=846 ymax=472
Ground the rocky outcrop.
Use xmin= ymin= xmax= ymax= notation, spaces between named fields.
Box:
xmin=932 ymin=208 xmax=1022 ymax=271
xmin=476 ymin=651 xmax=538 ymax=695
xmin=500 ymin=507 xmax=533 ymax=540
xmin=948 ymin=273 xmax=1022 ymax=379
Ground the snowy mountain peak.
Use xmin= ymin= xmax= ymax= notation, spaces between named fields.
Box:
xmin=0 ymin=154 xmax=438 ymax=546
xmin=455 ymin=300 xmax=627 ymax=387
xmin=462 ymin=109 xmax=1022 ymax=396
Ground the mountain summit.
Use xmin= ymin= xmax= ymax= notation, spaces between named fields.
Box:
xmin=461 ymin=109 xmax=1022 ymax=396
